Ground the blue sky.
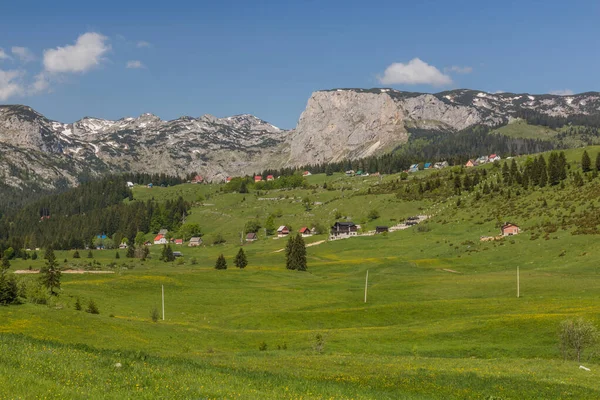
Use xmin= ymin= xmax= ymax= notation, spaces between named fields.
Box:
xmin=1 ymin=0 xmax=599 ymax=128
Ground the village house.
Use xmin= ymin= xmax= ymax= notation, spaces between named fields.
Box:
xmin=489 ymin=154 xmax=501 ymax=162
xmin=246 ymin=232 xmax=258 ymax=242
xmin=424 ymin=163 xmax=432 ymax=169
xmin=375 ymin=226 xmax=389 ymax=234
xmin=254 ymin=175 xmax=262 ymax=182
xmin=119 ymin=242 xmax=128 ymax=249
xmin=126 ymin=181 xmax=134 ymax=188
xmin=226 ymin=177 xmax=232 ymax=183
xmin=476 ymin=155 xmax=489 ymax=164
xmin=277 ymin=226 xmax=290 ymax=237
xmin=299 ymin=227 xmax=312 ymax=237
xmin=501 ymin=222 xmax=520 ymax=236
xmin=303 ymin=171 xmax=312 ymax=176
xmin=174 ymin=239 xmax=184 ymax=245
xmin=409 ymin=164 xmax=419 ymax=173
xmin=330 ymin=222 xmax=358 ymax=239
xmin=266 ymin=175 xmax=274 ymax=181
xmin=188 ymin=237 xmax=202 ymax=247
xmin=345 ymin=170 xmax=355 ymax=176
xmin=147 ymin=183 xmax=153 ymax=188
xmin=434 ymin=161 xmax=449 ymax=169
xmin=191 ymin=175 xmax=203 ymax=184
xmin=465 ymin=160 xmax=476 ymax=168
xmin=154 ymin=234 xmax=168 ymax=245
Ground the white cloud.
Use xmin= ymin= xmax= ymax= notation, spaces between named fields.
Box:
xmin=550 ymin=89 xmax=574 ymax=96
xmin=30 ymin=72 xmax=50 ymax=94
xmin=137 ymin=41 xmax=151 ymax=48
xmin=11 ymin=46 xmax=36 ymax=63
xmin=0 ymin=70 xmax=25 ymax=101
xmin=43 ymin=32 xmax=110 ymax=74
xmin=0 ymin=49 xmax=12 ymax=61
xmin=446 ymin=65 xmax=473 ymax=74
xmin=126 ymin=60 xmax=145 ymax=69
xmin=378 ymin=58 xmax=452 ymax=86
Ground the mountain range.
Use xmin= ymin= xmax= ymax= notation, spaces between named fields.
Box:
xmin=2 ymin=88 xmax=600 ymax=193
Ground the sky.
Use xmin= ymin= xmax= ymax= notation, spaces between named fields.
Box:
xmin=1 ymin=0 xmax=599 ymax=128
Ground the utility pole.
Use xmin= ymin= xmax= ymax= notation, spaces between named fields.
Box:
xmin=517 ymin=266 xmax=520 ymax=298
xmin=364 ymin=270 xmax=369 ymax=303
xmin=162 ymin=285 xmax=165 ymax=320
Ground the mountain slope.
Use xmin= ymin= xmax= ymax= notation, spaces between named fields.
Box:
xmin=2 ymin=88 xmax=600 ymax=193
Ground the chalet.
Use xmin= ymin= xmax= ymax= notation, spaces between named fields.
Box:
xmin=501 ymin=222 xmax=520 ymax=236
xmin=174 ymin=239 xmax=184 ymax=245
xmin=147 ymin=183 xmax=153 ymax=188
xmin=119 ymin=242 xmax=128 ymax=249
xmin=372 ymin=172 xmax=381 ymax=176
xmin=434 ymin=161 xmax=449 ymax=169
xmin=96 ymin=234 xmax=108 ymax=240
xmin=226 ymin=177 xmax=232 ymax=183
xmin=345 ymin=170 xmax=355 ymax=176
xmin=303 ymin=171 xmax=312 ymax=176
xmin=356 ymin=170 xmax=363 ymax=176
xmin=173 ymin=251 xmax=183 ymax=258
xmin=192 ymin=175 xmax=203 ymax=184
xmin=409 ymin=164 xmax=419 ymax=173
xmin=254 ymin=175 xmax=263 ymax=182
xmin=375 ymin=226 xmax=389 ymax=234
xmin=489 ymin=154 xmax=501 ymax=162
xmin=246 ymin=232 xmax=258 ymax=242
xmin=267 ymin=175 xmax=274 ymax=181
xmin=154 ymin=235 xmax=168 ymax=245
xmin=158 ymin=229 xmax=168 ymax=236
xmin=299 ymin=227 xmax=312 ymax=237
xmin=126 ymin=181 xmax=134 ymax=188
xmin=476 ymin=155 xmax=489 ymax=165
xmin=424 ymin=163 xmax=432 ymax=169
xmin=330 ymin=222 xmax=358 ymax=238
xmin=144 ymin=241 xmax=152 ymax=246
xmin=277 ymin=226 xmax=290 ymax=237
xmin=188 ymin=237 xmax=202 ymax=247
xmin=465 ymin=160 xmax=476 ymax=168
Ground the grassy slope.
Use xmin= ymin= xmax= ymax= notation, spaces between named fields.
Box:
xmin=3 ymin=148 xmax=600 ymax=398
xmin=491 ymin=119 xmax=559 ymax=140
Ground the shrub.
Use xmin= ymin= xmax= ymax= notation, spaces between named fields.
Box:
xmin=559 ymin=317 xmax=598 ymax=362
xmin=151 ymin=307 xmax=160 ymax=322
xmin=86 ymin=299 xmax=100 ymax=314
xmin=258 ymin=341 xmax=267 ymax=351
xmin=367 ymin=209 xmax=380 ymax=221
xmin=74 ymin=297 xmax=82 ymax=311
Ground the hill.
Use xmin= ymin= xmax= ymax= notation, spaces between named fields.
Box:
xmin=2 ymin=147 xmax=600 ymax=397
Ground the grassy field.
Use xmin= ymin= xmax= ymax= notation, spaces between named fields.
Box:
xmin=3 ymin=148 xmax=600 ymax=398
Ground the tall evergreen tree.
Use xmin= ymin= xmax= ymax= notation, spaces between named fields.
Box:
xmin=1 ymin=256 xmax=10 ymax=272
xmin=40 ymin=247 xmax=61 ymax=296
xmin=215 ymin=254 xmax=227 ymax=270
xmin=547 ymin=152 xmax=561 ymax=186
xmin=234 ymin=248 xmax=248 ymax=269
xmin=596 ymin=152 xmax=600 ymax=172
xmin=538 ymin=155 xmax=548 ymax=187
xmin=502 ymin=162 xmax=511 ymax=185
xmin=126 ymin=244 xmax=135 ymax=258
xmin=295 ymin=234 xmax=307 ymax=272
xmin=582 ymin=150 xmax=592 ymax=173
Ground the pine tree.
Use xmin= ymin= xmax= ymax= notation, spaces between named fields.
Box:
xmin=295 ymin=234 xmax=307 ymax=272
xmin=234 ymin=248 xmax=248 ymax=269
xmin=115 ymin=251 xmax=120 ymax=259
xmin=582 ymin=150 xmax=591 ymax=173
xmin=87 ymin=250 xmax=93 ymax=259
xmin=1 ymin=256 xmax=10 ymax=272
xmin=31 ymin=251 xmax=38 ymax=260
xmin=547 ymin=152 xmax=561 ymax=186
xmin=510 ymin=159 xmax=521 ymax=184
xmin=165 ymin=245 xmax=175 ymax=262
xmin=559 ymin=152 xmax=567 ymax=181
xmin=126 ymin=245 xmax=135 ymax=258
xmin=0 ymin=273 xmax=18 ymax=305
xmin=40 ymin=247 xmax=61 ymax=296
xmin=462 ymin=175 xmax=472 ymax=192
xmin=539 ymin=155 xmax=548 ymax=188
xmin=215 ymin=254 xmax=227 ymax=270
xmin=596 ymin=152 xmax=600 ymax=172
xmin=502 ymin=162 xmax=511 ymax=185
xmin=74 ymin=297 xmax=82 ymax=311
xmin=73 ymin=250 xmax=80 ymax=259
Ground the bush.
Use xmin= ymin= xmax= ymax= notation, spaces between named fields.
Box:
xmin=313 ymin=333 xmax=326 ymax=354
xmin=367 ymin=209 xmax=380 ymax=221
xmin=212 ymin=234 xmax=226 ymax=245
xmin=86 ymin=299 xmax=100 ymax=314
xmin=74 ymin=297 xmax=82 ymax=311
xmin=190 ymin=258 xmax=198 ymax=265
xmin=258 ymin=341 xmax=267 ymax=351
xmin=559 ymin=317 xmax=598 ymax=362
xmin=151 ymin=307 xmax=160 ymax=322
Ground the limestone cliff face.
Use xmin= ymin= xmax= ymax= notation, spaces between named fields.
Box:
xmin=288 ymin=90 xmax=408 ymax=165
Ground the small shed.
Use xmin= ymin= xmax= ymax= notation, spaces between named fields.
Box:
xmin=277 ymin=226 xmax=290 ymax=237
xmin=299 ymin=227 xmax=312 ymax=237
xmin=246 ymin=232 xmax=258 ymax=242
xmin=189 ymin=237 xmax=203 ymax=247
xmin=501 ymin=222 xmax=520 ymax=236
xmin=375 ymin=226 xmax=389 ymax=234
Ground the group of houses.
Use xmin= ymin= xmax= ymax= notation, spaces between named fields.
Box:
xmin=147 ymin=229 xmax=203 ymax=247
xmin=344 ymin=170 xmax=379 ymax=177
xmin=245 ymin=225 xmax=315 ymax=242
xmin=465 ymin=154 xmax=501 ymax=168
xmin=408 ymin=161 xmax=449 ymax=173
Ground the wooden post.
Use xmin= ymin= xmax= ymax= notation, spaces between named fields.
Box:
xmin=517 ymin=266 xmax=520 ymax=298
xmin=364 ymin=270 xmax=369 ymax=303
xmin=162 ymin=284 xmax=165 ymax=320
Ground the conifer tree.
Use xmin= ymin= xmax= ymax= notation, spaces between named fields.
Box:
xmin=559 ymin=151 xmax=568 ymax=181
xmin=582 ymin=150 xmax=591 ymax=173
xmin=295 ymin=234 xmax=307 ymax=272
xmin=510 ymin=159 xmax=521 ymax=185
xmin=1 ymin=256 xmax=10 ymax=271
xmin=502 ymin=162 xmax=511 ymax=185
xmin=538 ymin=155 xmax=548 ymax=187
xmin=596 ymin=152 xmax=600 ymax=172
xmin=462 ymin=175 xmax=472 ymax=192
xmin=234 ymin=248 xmax=248 ymax=269
xmin=31 ymin=251 xmax=38 ymax=260
xmin=215 ymin=254 xmax=227 ymax=269
xmin=115 ymin=251 xmax=120 ymax=259
xmin=87 ymin=250 xmax=93 ymax=259
xmin=40 ymin=247 xmax=61 ymax=296
xmin=547 ymin=152 xmax=561 ymax=186
xmin=73 ymin=250 xmax=80 ymax=259
xmin=126 ymin=244 xmax=135 ymax=258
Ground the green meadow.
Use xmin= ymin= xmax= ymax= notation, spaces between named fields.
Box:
xmin=3 ymin=148 xmax=600 ymax=399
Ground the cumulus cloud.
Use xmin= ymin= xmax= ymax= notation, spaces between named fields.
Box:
xmin=126 ymin=60 xmax=145 ymax=69
xmin=11 ymin=46 xmax=36 ymax=63
xmin=446 ymin=65 xmax=473 ymax=74
xmin=550 ymin=89 xmax=574 ymax=96
xmin=0 ymin=70 xmax=25 ymax=101
xmin=137 ymin=41 xmax=151 ymax=48
xmin=43 ymin=32 xmax=110 ymax=73
xmin=0 ymin=49 xmax=12 ymax=61
xmin=30 ymin=72 xmax=50 ymax=94
xmin=378 ymin=58 xmax=452 ymax=86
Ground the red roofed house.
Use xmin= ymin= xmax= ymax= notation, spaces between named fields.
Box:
xmin=254 ymin=176 xmax=262 ymax=182
xmin=277 ymin=226 xmax=290 ymax=237
xmin=303 ymin=171 xmax=312 ymax=176
xmin=267 ymin=175 xmax=274 ymax=181
xmin=501 ymin=222 xmax=520 ymax=236
xmin=299 ymin=227 xmax=312 ymax=237
xmin=465 ymin=160 xmax=476 ymax=168
xmin=489 ymin=154 xmax=501 ymax=162
xmin=192 ymin=175 xmax=203 ymax=184
xmin=174 ymin=239 xmax=184 ymax=245
xmin=154 ymin=234 xmax=168 ymax=245
xmin=226 ymin=177 xmax=232 ymax=183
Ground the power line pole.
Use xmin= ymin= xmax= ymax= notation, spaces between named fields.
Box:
xmin=364 ymin=270 xmax=369 ymax=303
xmin=517 ymin=266 xmax=520 ymax=298
xmin=162 ymin=285 xmax=165 ymax=320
